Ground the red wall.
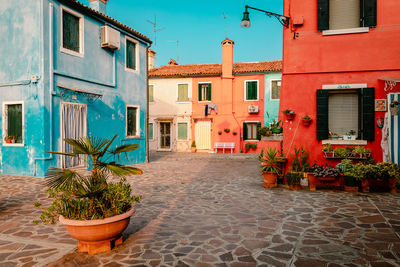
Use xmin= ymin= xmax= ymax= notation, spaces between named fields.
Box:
xmin=280 ymin=0 xmax=400 ymax=165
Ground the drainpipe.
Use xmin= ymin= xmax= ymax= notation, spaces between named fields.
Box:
xmin=146 ymin=46 xmax=150 ymax=163
xmin=34 ymin=2 xmax=55 ymax=176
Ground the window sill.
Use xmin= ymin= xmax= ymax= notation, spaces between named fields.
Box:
xmin=322 ymin=27 xmax=369 ymax=36
xmin=244 ymin=140 xmax=259 ymax=142
xmin=244 ymin=99 xmax=259 ymax=102
xmin=2 ymin=143 xmax=25 ymax=147
xmin=322 ymin=139 xmax=368 ymax=145
xmin=176 ymin=101 xmax=191 ymax=104
xmin=199 ymin=101 xmax=211 ymax=103
xmin=125 ymin=135 xmax=141 ymax=139
xmin=60 ymin=47 xmax=84 ymax=58
xmin=125 ymin=67 xmax=140 ymax=74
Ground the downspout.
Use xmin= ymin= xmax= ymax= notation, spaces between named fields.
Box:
xmin=146 ymin=46 xmax=149 ymax=163
xmin=231 ymin=78 xmax=242 ymax=152
xmin=34 ymin=2 xmax=54 ymax=175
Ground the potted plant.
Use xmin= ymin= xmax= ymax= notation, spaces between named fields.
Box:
xmin=309 ymin=163 xmax=342 ymax=191
xmin=34 ymin=134 xmax=143 ymax=254
xmin=322 ymin=144 xmax=334 ymax=158
xmin=286 ymin=171 xmax=303 ymax=190
xmin=353 ymin=163 xmax=370 ymax=192
xmin=270 ymin=120 xmax=283 ymax=134
xmin=245 ymin=142 xmax=257 ymax=152
xmin=224 ymin=128 xmax=230 ymax=133
xmin=191 ymin=141 xmax=197 ymax=153
xmin=302 ymin=115 xmax=312 ymax=126
xmin=259 ymin=126 xmax=272 ymax=137
xmin=258 ymin=148 xmax=282 ymax=188
xmin=218 ymin=131 xmax=222 ymax=135
xmin=233 ymin=131 xmax=237 ymax=135
xmin=343 ymin=130 xmax=357 ymax=140
xmin=4 ymin=136 xmax=12 ymax=143
xmin=390 ymin=100 xmax=399 ymax=116
xmin=282 ymin=109 xmax=295 ymax=120
xmin=375 ymin=162 xmax=399 ymax=193
xmin=333 ymin=147 xmax=349 ymax=158
xmin=336 ymin=159 xmax=359 ymax=192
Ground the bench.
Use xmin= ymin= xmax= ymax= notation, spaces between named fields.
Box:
xmin=214 ymin=142 xmax=235 ymax=153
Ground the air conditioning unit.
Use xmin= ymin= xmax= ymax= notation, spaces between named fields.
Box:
xmin=248 ymin=104 xmax=259 ymax=114
xmin=101 ymin=25 xmax=120 ymax=50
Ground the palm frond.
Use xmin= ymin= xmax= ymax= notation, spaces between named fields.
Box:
xmin=108 ymin=144 xmax=139 ymax=162
xmin=95 ymin=161 xmax=143 ymax=177
xmin=45 ymin=167 xmax=84 ymax=190
xmin=99 ymin=134 xmax=118 ymax=158
xmin=74 ymin=173 xmax=108 ymax=198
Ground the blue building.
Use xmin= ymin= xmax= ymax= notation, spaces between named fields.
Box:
xmin=0 ymin=0 xmax=151 ymax=177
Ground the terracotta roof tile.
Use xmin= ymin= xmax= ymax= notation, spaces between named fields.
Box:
xmin=60 ymin=0 xmax=151 ymax=44
xmin=149 ymin=60 xmax=282 ymax=78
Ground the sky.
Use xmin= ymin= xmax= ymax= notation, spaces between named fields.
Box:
xmin=80 ymin=0 xmax=283 ymax=67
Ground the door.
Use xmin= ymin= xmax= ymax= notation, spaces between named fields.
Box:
xmin=61 ymin=102 xmax=87 ymax=168
xmin=195 ymin=121 xmax=211 ymax=150
xmin=159 ymin=122 xmax=171 ymax=149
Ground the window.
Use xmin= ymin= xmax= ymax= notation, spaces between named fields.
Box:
xmin=271 ymin=80 xmax=281 ymax=100
xmin=198 ymin=83 xmax=211 ymax=101
xmin=126 ymin=38 xmax=137 ymax=71
xmin=61 ymin=8 xmax=83 ymax=55
xmin=177 ymin=123 xmax=188 ymax=140
xmin=177 ymin=84 xmax=189 ymax=102
xmin=127 ymin=106 xmax=139 ymax=137
xmin=316 ymin=88 xmax=375 ymax=141
xmin=245 ymin=81 xmax=258 ymax=101
xmin=243 ymin=122 xmax=261 ymax=141
xmin=148 ymin=122 xmax=154 ymax=140
xmin=317 ymin=0 xmax=376 ymax=31
xmin=149 ymin=85 xmax=154 ymax=102
xmin=3 ymin=103 xmax=23 ymax=145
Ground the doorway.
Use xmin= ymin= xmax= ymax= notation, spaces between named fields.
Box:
xmin=195 ymin=121 xmax=211 ymax=150
xmin=159 ymin=122 xmax=171 ymax=150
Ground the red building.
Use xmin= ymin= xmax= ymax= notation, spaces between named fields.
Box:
xmin=280 ymin=0 xmax=400 ymax=163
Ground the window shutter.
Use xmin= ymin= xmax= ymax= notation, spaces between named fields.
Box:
xmin=361 ymin=87 xmax=375 ymax=141
xmin=198 ymin=84 xmax=202 ymax=101
xmin=362 ymin=0 xmax=377 ymax=27
xmin=316 ymin=89 xmax=329 ymax=140
xmin=207 ymin=84 xmax=211 ymax=101
xmin=243 ymin=123 xmax=248 ymax=140
xmin=257 ymin=122 xmax=261 ymax=140
xmin=317 ymin=0 xmax=330 ymax=31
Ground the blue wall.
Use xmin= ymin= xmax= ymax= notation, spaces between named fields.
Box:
xmin=0 ymin=0 xmax=149 ymax=177
xmin=264 ymin=72 xmax=282 ymax=126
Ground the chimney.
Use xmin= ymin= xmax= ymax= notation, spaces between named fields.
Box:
xmin=148 ymin=49 xmax=155 ymax=70
xmin=221 ymin=38 xmax=234 ymax=78
xmin=89 ymin=0 xmax=108 ymax=14
xmin=168 ymin=59 xmax=179 ymax=66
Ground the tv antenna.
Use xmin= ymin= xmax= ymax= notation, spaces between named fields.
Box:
xmin=147 ymin=15 xmax=165 ymax=67
xmin=222 ymin=13 xmax=228 ymax=38
xmin=167 ymin=40 xmax=179 ymax=63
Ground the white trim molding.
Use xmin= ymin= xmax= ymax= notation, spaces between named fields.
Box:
xmin=322 ymin=27 xmax=369 ymax=36
xmin=60 ymin=5 xmax=85 ymax=58
xmin=2 ymin=101 xmax=25 ymax=147
xmin=126 ymin=105 xmax=140 ymax=138
xmin=125 ymin=36 xmax=140 ymax=74
xmin=244 ymin=80 xmax=259 ymax=101
xmin=322 ymin=139 xmax=368 ymax=145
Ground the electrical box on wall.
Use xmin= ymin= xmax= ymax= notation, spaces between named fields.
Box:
xmin=101 ymin=25 xmax=120 ymax=50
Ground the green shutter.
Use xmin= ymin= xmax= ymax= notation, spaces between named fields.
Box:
xmin=178 ymin=84 xmax=188 ymax=101
xmin=317 ymin=0 xmax=329 ymax=31
xmin=361 ymin=87 xmax=375 ymax=141
xmin=148 ymin=123 xmax=153 ymax=139
xmin=178 ymin=123 xmax=188 ymax=140
xmin=127 ymin=107 xmax=137 ymax=136
xmin=198 ymin=84 xmax=202 ymax=101
xmin=126 ymin=41 xmax=136 ymax=70
xmin=362 ymin=0 xmax=377 ymax=27
xmin=63 ymin=11 xmax=80 ymax=52
xmin=207 ymin=84 xmax=211 ymax=101
xmin=149 ymin=85 xmax=154 ymax=102
xmin=257 ymin=122 xmax=261 ymax=140
xmin=7 ymin=104 xmax=22 ymax=143
xmin=247 ymin=82 xmax=257 ymax=100
xmin=316 ymin=89 xmax=329 ymax=140
xmin=243 ymin=123 xmax=248 ymax=140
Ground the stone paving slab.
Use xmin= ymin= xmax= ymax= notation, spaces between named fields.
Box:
xmin=1 ymin=152 xmax=400 ymax=266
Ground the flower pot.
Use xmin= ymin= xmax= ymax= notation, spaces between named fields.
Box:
xmin=285 ymin=113 xmax=295 ymax=121
xmin=361 ymin=179 xmax=370 ymax=193
xmin=390 ymin=106 xmax=399 ymax=116
xmin=343 ymin=135 xmax=357 ymax=140
xmin=389 ymin=177 xmax=397 ymax=194
xmin=344 ymin=186 xmax=359 ymax=193
xmin=323 ymin=152 xmax=334 ymax=158
xmin=263 ymin=173 xmax=277 ymax=188
xmin=302 ymin=119 xmax=312 ymax=126
xmin=59 ymin=207 xmax=135 ymax=255
xmin=289 ymin=183 xmax=302 ymax=190
xmin=191 ymin=147 xmax=197 ymax=153
xmin=6 ymin=139 xmax=12 ymax=143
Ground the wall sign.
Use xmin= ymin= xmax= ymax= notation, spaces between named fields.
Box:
xmin=375 ymin=99 xmax=387 ymax=112
xmin=322 ymin=83 xmax=367 ymax=90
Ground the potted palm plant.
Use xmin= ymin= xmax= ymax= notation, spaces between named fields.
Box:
xmin=191 ymin=141 xmax=197 ymax=152
xmin=34 ymin=134 xmax=142 ymax=254
xmin=336 ymin=159 xmax=359 ymax=192
xmin=258 ymin=148 xmax=282 ymax=188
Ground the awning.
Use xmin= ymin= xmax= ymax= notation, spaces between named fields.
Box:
xmin=379 ymin=78 xmax=400 ymax=91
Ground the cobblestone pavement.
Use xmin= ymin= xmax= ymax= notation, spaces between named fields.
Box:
xmin=1 ymin=152 xmax=400 ymax=267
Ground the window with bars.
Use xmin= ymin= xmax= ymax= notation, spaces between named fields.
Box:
xmin=271 ymin=80 xmax=281 ymax=100
xmin=127 ymin=106 xmax=139 ymax=137
xmin=126 ymin=40 xmax=137 ymax=70
xmin=317 ymin=0 xmax=377 ymax=31
xmin=245 ymin=81 xmax=258 ymax=101
xmin=177 ymin=123 xmax=188 ymax=140
xmin=3 ymin=103 xmax=23 ymax=144
xmin=177 ymin=84 xmax=189 ymax=102
xmin=149 ymin=85 xmax=154 ymax=102
xmin=198 ymin=83 xmax=211 ymax=101
xmin=243 ymin=122 xmax=261 ymax=141
xmin=62 ymin=10 xmax=81 ymax=53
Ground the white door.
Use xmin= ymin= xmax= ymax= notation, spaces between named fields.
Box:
xmin=195 ymin=121 xmax=211 ymax=150
xmin=60 ymin=102 xmax=87 ymax=168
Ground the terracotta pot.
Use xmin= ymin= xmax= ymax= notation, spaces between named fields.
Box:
xmin=6 ymin=139 xmax=11 ymax=143
xmin=59 ymin=207 xmax=135 ymax=255
xmin=308 ymin=174 xmax=317 ymax=191
xmin=290 ymin=183 xmax=302 ymax=190
xmin=285 ymin=113 xmax=295 ymax=120
xmin=263 ymin=173 xmax=277 ymax=188
xmin=191 ymin=147 xmax=197 ymax=153
xmin=344 ymin=186 xmax=359 ymax=193
xmin=302 ymin=119 xmax=312 ymax=126
xmin=361 ymin=179 xmax=370 ymax=193
xmin=389 ymin=177 xmax=397 ymax=194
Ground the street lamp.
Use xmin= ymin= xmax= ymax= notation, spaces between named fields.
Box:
xmin=241 ymin=5 xmax=290 ymax=28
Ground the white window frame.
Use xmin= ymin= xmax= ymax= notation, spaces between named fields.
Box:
xmin=322 ymin=27 xmax=369 ymax=36
xmin=60 ymin=5 xmax=84 ymax=58
xmin=244 ymin=80 xmax=259 ymax=101
xmin=148 ymin=122 xmax=154 ymax=140
xmin=198 ymin=82 xmax=212 ymax=103
xmin=176 ymin=83 xmax=190 ymax=103
xmin=176 ymin=122 xmax=189 ymax=141
xmin=244 ymin=120 xmax=260 ymax=142
xmin=126 ymin=105 xmax=140 ymax=138
xmin=2 ymin=101 xmax=24 ymax=147
xmin=270 ymin=79 xmax=281 ymax=101
xmin=125 ymin=36 xmax=140 ymax=74
xmin=149 ymin=84 xmax=155 ymax=103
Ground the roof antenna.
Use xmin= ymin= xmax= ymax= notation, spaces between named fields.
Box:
xmin=167 ymin=40 xmax=179 ymax=63
xmin=147 ymin=15 xmax=165 ymax=68
xmin=222 ymin=13 xmax=228 ymax=38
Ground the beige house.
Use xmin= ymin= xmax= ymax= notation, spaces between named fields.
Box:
xmin=148 ymin=70 xmax=192 ymax=152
